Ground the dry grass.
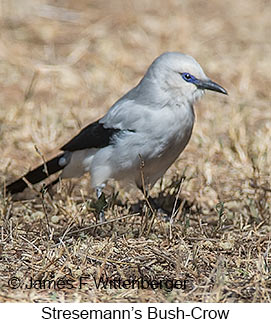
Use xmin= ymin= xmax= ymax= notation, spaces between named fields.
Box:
xmin=0 ymin=0 xmax=271 ymax=302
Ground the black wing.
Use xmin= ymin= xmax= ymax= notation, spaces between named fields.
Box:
xmin=61 ymin=121 xmax=121 ymax=152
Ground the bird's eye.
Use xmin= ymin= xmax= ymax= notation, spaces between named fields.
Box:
xmin=181 ymin=72 xmax=197 ymax=83
xmin=183 ymin=73 xmax=191 ymax=80
xmin=181 ymin=72 xmax=194 ymax=81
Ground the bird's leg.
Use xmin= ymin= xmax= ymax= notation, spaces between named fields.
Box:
xmin=95 ymin=183 xmax=106 ymax=223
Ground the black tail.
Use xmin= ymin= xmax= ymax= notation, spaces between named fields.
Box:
xmin=6 ymin=153 xmax=65 ymax=195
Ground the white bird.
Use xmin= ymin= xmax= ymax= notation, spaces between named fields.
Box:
xmin=6 ymin=52 xmax=227 ymax=212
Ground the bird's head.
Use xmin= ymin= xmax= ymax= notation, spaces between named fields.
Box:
xmin=146 ymin=52 xmax=227 ymax=105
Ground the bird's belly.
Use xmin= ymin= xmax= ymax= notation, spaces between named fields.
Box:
xmin=137 ymin=129 xmax=192 ymax=187
xmin=91 ymin=107 xmax=194 ymax=188
xmin=113 ymin=120 xmax=193 ymax=187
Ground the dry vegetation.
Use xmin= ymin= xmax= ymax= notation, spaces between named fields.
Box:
xmin=0 ymin=0 xmax=271 ymax=303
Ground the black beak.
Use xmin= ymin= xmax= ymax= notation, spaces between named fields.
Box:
xmin=196 ymin=79 xmax=228 ymax=95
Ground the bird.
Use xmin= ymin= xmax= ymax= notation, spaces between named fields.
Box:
xmin=6 ymin=52 xmax=227 ymax=216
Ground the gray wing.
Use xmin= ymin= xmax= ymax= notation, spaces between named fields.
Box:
xmin=100 ymin=81 xmax=169 ymax=131
xmin=62 ymin=82 xmax=168 ymax=151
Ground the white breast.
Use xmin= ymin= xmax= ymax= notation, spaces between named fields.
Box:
xmin=89 ymin=101 xmax=195 ymax=188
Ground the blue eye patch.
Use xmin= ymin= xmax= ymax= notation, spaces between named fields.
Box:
xmin=181 ymin=72 xmax=198 ymax=83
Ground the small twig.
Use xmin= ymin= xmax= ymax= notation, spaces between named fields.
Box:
xmin=34 ymin=145 xmax=49 ymax=177
xmin=150 ymin=248 xmax=176 ymax=266
xmin=138 ymin=153 xmax=155 ymax=214
xmin=41 ymin=195 xmax=52 ymax=239
xmin=169 ymin=177 xmax=185 ymax=239
xmin=24 ymin=70 xmax=39 ymax=102
xmin=250 ymin=182 xmax=271 ymax=193
xmin=19 ymin=235 xmax=42 ymax=254
xmin=87 ymin=255 xmax=139 ymax=267
xmin=65 ymin=213 xmax=140 ymax=236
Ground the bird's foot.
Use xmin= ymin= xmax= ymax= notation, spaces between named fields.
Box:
xmin=98 ymin=210 xmax=105 ymax=223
